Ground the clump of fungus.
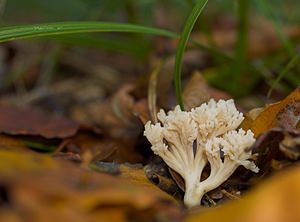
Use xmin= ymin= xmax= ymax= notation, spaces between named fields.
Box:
xmin=144 ymin=99 xmax=259 ymax=208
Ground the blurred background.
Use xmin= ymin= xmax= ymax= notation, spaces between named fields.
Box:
xmin=0 ymin=0 xmax=299 ymax=117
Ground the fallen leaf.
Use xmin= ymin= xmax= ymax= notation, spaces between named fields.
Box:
xmin=240 ymin=107 xmax=264 ymax=131
xmin=279 ymin=133 xmax=300 ymax=160
xmin=72 ymin=84 xmax=142 ymax=139
xmin=91 ymin=161 xmax=179 ymax=202
xmin=241 ymin=88 xmax=300 ymax=137
xmin=246 ymin=128 xmax=300 ymax=181
xmin=0 ymin=150 xmax=182 ymax=222
xmin=59 ymin=132 xmax=117 ymax=164
xmin=183 ymin=72 xmax=211 ymax=111
xmin=0 ymin=106 xmax=79 ymax=139
xmin=119 ymin=164 xmax=176 ymax=196
xmin=145 ymin=158 xmax=183 ymax=200
xmin=0 ymin=149 xmax=58 ymax=175
xmin=71 ymin=84 xmax=146 ymax=163
xmin=132 ymin=99 xmax=150 ymax=125
xmin=183 ymin=71 xmax=231 ymax=111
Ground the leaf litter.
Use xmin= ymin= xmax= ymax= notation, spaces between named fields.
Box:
xmin=1 ymin=82 xmax=300 ymax=221
xmin=0 ymin=16 xmax=300 ymax=222
xmin=0 ymin=150 xmax=181 ymax=222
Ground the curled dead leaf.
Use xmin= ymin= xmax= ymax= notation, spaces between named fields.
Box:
xmin=0 ymin=106 xmax=79 ymax=139
xmin=241 ymin=88 xmax=300 ymax=137
xmin=183 ymin=71 xmax=231 ymax=111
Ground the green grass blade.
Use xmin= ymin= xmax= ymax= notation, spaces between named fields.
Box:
xmin=0 ymin=21 xmax=179 ymax=42
xmin=0 ymin=20 xmax=243 ymax=74
xmin=174 ymin=0 xmax=209 ymax=110
xmin=236 ymin=0 xmax=249 ymax=72
xmin=267 ymin=51 xmax=300 ymax=98
xmin=22 ymin=140 xmax=57 ymax=152
xmin=232 ymin=0 xmax=250 ymax=95
xmin=0 ymin=21 xmax=233 ymax=59
xmin=53 ymin=35 xmax=151 ymax=58
xmin=0 ymin=21 xmax=233 ymax=58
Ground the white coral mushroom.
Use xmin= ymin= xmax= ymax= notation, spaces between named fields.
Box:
xmin=144 ymin=99 xmax=258 ymax=208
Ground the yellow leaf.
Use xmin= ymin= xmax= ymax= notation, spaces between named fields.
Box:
xmin=0 ymin=150 xmax=181 ymax=222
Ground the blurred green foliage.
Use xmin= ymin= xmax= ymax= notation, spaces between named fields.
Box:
xmin=0 ymin=0 xmax=299 ymax=98
xmin=2 ymin=0 xmax=190 ymax=24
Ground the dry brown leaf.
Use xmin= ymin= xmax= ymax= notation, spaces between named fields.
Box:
xmin=144 ymin=157 xmax=183 ymax=200
xmin=70 ymin=84 xmax=146 ymax=163
xmin=279 ymin=133 xmax=300 ymax=160
xmin=241 ymin=88 xmax=300 ymax=137
xmin=183 ymin=71 xmax=211 ymax=111
xmin=249 ymin=129 xmax=300 ymax=176
xmin=183 ymin=71 xmax=230 ymax=111
xmin=132 ymin=99 xmax=150 ymax=125
xmin=0 ymin=106 xmax=79 ymax=139
xmin=57 ymin=132 xmax=117 ymax=164
xmin=72 ymin=84 xmax=143 ymax=139
xmin=186 ymin=164 xmax=300 ymax=222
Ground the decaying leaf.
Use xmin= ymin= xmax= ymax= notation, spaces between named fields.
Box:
xmin=183 ymin=71 xmax=230 ymax=111
xmin=183 ymin=71 xmax=211 ymax=111
xmin=0 ymin=150 xmax=182 ymax=222
xmin=92 ymin=161 xmax=181 ymax=201
xmin=279 ymin=133 xmax=300 ymax=160
xmin=186 ymin=164 xmax=300 ymax=222
xmin=72 ymin=84 xmax=143 ymax=139
xmin=242 ymin=88 xmax=300 ymax=137
xmin=244 ymin=127 xmax=300 ymax=178
xmin=239 ymin=89 xmax=300 ymax=178
xmin=71 ymin=84 xmax=146 ymax=162
xmin=119 ymin=164 xmax=177 ymax=197
xmin=132 ymin=99 xmax=150 ymax=125
xmin=57 ymin=132 xmax=117 ymax=164
xmin=0 ymin=106 xmax=79 ymax=139
xmin=144 ymin=157 xmax=183 ymax=200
